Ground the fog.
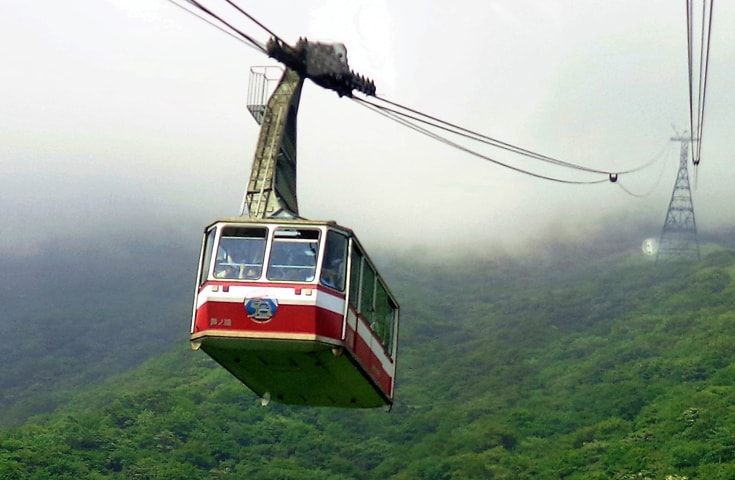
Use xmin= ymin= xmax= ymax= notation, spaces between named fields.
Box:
xmin=2 ymin=0 xmax=734 ymax=260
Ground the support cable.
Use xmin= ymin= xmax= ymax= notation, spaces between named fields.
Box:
xmin=613 ymin=143 xmax=675 ymax=198
xmin=222 ymin=0 xmax=287 ymax=45
xmin=685 ymin=0 xmax=714 ymax=168
xmin=167 ymin=0 xmax=264 ymax=52
xmin=166 ymin=0 xmax=677 ymax=188
xmin=352 ymin=97 xmax=609 ymax=185
xmin=362 ymin=95 xmax=662 ymax=177
xmin=686 ymin=0 xmax=696 ymax=163
xmin=172 ymin=0 xmax=267 ymax=53
xmin=695 ymin=0 xmax=714 ymax=165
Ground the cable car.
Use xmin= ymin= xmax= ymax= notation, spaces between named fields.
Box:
xmin=190 ymin=217 xmax=399 ymax=408
xmin=190 ymin=50 xmax=398 ymax=408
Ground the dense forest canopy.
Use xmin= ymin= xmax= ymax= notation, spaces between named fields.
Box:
xmin=2 ymin=228 xmax=735 ymax=478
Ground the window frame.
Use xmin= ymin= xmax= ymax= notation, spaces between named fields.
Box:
xmin=266 ymin=227 xmax=321 ymax=282
xmin=320 ymin=229 xmax=349 ymax=292
xmin=213 ymin=226 xmax=269 ymax=280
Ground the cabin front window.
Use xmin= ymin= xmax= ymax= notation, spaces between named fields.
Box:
xmin=213 ymin=227 xmax=268 ymax=280
xmin=267 ymin=228 xmax=320 ymax=282
xmin=198 ymin=227 xmax=217 ymax=286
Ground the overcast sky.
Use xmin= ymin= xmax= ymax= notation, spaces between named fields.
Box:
xmin=2 ymin=0 xmax=733 ymax=257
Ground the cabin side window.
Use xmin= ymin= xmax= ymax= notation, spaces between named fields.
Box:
xmin=320 ymin=230 xmax=348 ymax=291
xmin=345 ymin=242 xmax=398 ymax=356
xmin=348 ymin=246 xmax=363 ymax=310
xmin=267 ymin=228 xmax=320 ymax=282
xmin=214 ymin=226 xmax=268 ymax=280
xmin=198 ymin=227 xmax=217 ymax=286
xmin=374 ymin=280 xmax=398 ymax=354
xmin=360 ymin=263 xmax=376 ymax=324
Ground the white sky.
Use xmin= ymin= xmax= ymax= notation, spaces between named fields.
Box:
xmin=1 ymin=0 xmax=734 ymax=256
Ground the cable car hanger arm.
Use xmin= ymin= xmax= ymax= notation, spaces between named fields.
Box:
xmin=243 ymin=37 xmax=377 ymax=219
xmin=266 ymin=37 xmax=376 ymax=98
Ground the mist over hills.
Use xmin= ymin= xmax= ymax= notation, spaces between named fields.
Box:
xmin=0 ymin=235 xmax=198 ymax=424
xmin=0 ymin=219 xmax=646 ymax=424
xmin=0 ymin=221 xmax=730 ymax=415
xmin=2 ymin=224 xmax=735 ymax=478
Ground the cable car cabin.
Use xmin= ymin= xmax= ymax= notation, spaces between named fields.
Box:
xmin=190 ymin=217 xmax=399 ymax=409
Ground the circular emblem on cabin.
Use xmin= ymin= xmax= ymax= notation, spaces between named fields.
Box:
xmin=244 ymin=297 xmax=278 ymax=322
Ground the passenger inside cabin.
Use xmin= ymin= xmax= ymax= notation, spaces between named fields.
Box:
xmin=242 ymin=264 xmax=261 ymax=279
xmin=239 ymin=246 xmax=264 ymax=279
xmin=267 ymin=241 xmax=318 ymax=282
xmin=213 ymin=246 xmax=236 ymax=279
xmin=321 ymin=258 xmax=344 ymax=289
xmin=213 ymin=236 xmax=266 ymax=280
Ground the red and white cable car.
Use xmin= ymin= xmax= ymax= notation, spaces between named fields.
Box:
xmin=191 ymin=217 xmax=398 ymax=408
xmin=190 ymin=52 xmax=398 ymax=408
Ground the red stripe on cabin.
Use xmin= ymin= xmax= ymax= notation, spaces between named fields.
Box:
xmin=195 ymin=299 xmax=343 ymax=341
xmin=346 ymin=317 xmax=393 ymax=397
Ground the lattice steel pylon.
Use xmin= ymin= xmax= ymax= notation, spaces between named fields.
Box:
xmin=655 ymin=135 xmax=700 ymax=264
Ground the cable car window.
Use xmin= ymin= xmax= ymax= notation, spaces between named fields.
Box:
xmin=214 ymin=227 xmax=267 ymax=280
xmin=348 ymin=246 xmax=363 ymax=310
xmin=267 ymin=228 xmax=320 ymax=282
xmin=198 ymin=227 xmax=217 ymax=286
xmin=320 ymin=231 xmax=348 ymax=291
xmin=360 ymin=263 xmax=376 ymax=324
xmin=374 ymin=280 xmax=397 ymax=354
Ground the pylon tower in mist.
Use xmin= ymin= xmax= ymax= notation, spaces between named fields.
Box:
xmin=655 ymin=136 xmax=700 ymax=264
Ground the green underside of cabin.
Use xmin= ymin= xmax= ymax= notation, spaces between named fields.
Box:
xmin=196 ymin=337 xmax=390 ymax=409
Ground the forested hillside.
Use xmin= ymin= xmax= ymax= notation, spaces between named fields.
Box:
xmin=0 ymin=238 xmax=196 ymax=425
xmin=2 ymin=236 xmax=735 ymax=479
